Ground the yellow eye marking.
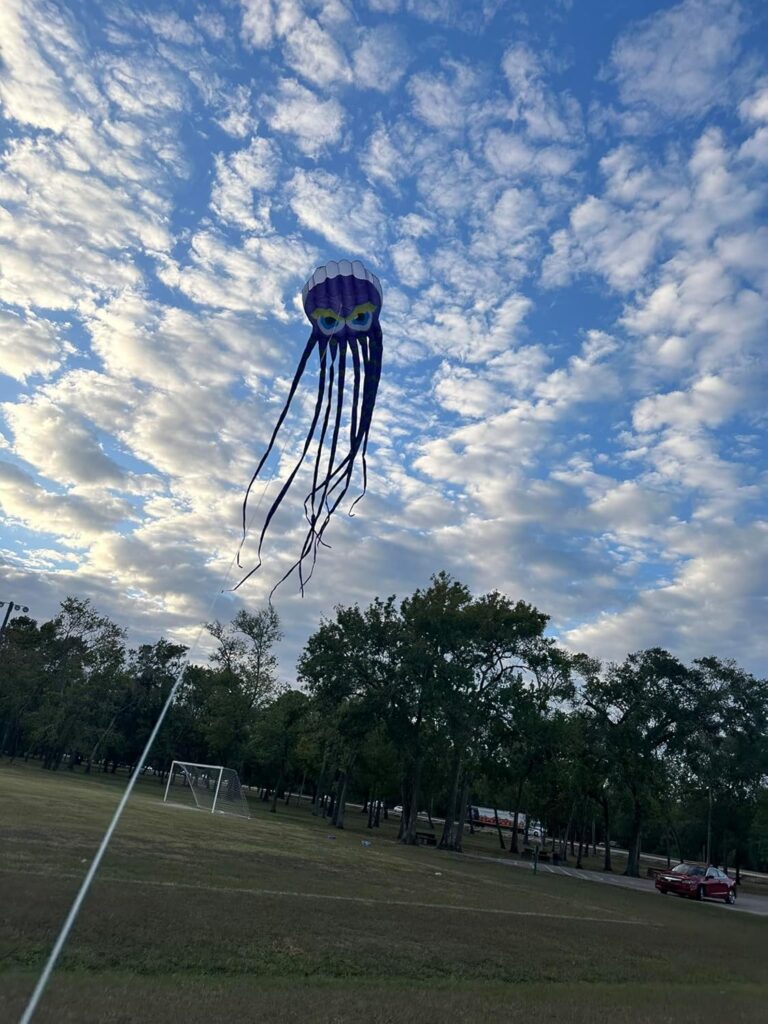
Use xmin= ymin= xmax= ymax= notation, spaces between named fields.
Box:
xmin=310 ymin=307 xmax=343 ymax=322
xmin=347 ymin=303 xmax=376 ymax=319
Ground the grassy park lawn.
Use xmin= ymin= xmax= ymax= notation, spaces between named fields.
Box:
xmin=1 ymin=763 xmax=766 ymax=1022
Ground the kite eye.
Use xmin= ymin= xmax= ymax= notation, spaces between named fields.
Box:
xmin=346 ymin=303 xmax=376 ymax=332
xmin=311 ymin=309 xmax=345 ymax=335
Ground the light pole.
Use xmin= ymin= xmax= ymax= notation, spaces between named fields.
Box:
xmin=0 ymin=600 xmax=30 ymax=638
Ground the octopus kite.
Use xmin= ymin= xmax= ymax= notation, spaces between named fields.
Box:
xmin=236 ymin=259 xmax=383 ymax=594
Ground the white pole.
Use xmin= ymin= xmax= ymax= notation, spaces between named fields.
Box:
xmin=212 ymin=766 xmax=224 ymax=815
xmin=18 ymin=432 xmax=287 ymax=1024
xmin=163 ymin=762 xmax=177 ymax=804
xmin=19 ymin=671 xmax=186 ymax=1024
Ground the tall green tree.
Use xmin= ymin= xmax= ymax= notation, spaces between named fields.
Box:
xmin=579 ymin=648 xmax=697 ymax=877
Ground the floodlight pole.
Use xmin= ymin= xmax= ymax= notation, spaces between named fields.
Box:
xmin=0 ymin=599 xmax=30 ymax=638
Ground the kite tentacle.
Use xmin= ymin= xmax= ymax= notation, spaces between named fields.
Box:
xmin=298 ymin=341 xmax=347 ymax=592
xmin=304 ymin=342 xmax=338 ymax=538
xmin=237 ymin=338 xmax=316 ymax=569
xmin=349 ymin=325 xmax=382 ymax=514
xmin=232 ymin=339 xmax=330 ymax=592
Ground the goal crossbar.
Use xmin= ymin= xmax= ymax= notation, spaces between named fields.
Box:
xmin=162 ymin=760 xmax=249 ymax=818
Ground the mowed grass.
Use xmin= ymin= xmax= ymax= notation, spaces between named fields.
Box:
xmin=1 ymin=764 xmax=767 ymax=1023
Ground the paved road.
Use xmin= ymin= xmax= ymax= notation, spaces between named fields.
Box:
xmin=593 ymin=844 xmax=768 ymax=885
xmin=466 ymin=853 xmax=768 ymax=917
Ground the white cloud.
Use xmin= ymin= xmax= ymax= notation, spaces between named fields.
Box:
xmin=0 ymin=310 xmax=73 ymax=382
xmin=502 ymin=43 xmax=582 ymax=143
xmin=287 ymin=169 xmax=388 ymax=253
xmin=404 ymin=0 xmax=501 ymax=32
xmin=390 ymin=238 xmax=427 ymax=288
xmin=608 ymin=0 xmax=747 ymax=125
xmin=210 ymin=136 xmax=279 ymax=231
xmin=0 ymin=0 xmax=98 ymax=133
xmin=739 ymin=77 xmax=768 ymax=123
xmin=282 ymin=15 xmax=351 ymax=88
xmin=408 ymin=61 xmax=479 ymax=132
xmin=352 ymin=27 xmax=409 ymax=92
xmin=240 ymin=0 xmax=276 ymax=48
xmin=632 ymin=374 xmax=743 ymax=434
xmin=241 ymin=0 xmax=353 ymax=87
xmin=84 ymin=291 xmax=282 ymax=393
xmin=266 ymin=78 xmax=345 ymax=157
xmin=158 ymin=230 xmax=315 ymax=317
xmin=0 ymin=460 xmax=131 ymax=543
xmin=564 ymin=521 xmax=768 ymax=673
xmin=216 ymin=84 xmax=257 ymax=138
xmin=3 ymin=392 xmax=127 ymax=489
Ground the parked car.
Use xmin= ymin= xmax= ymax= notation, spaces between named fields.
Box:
xmin=655 ymin=863 xmax=736 ymax=903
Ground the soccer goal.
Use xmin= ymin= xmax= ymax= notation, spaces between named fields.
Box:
xmin=163 ymin=761 xmax=250 ymax=818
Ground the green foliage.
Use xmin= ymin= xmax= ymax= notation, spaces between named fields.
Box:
xmin=2 ymin=580 xmax=767 ymax=873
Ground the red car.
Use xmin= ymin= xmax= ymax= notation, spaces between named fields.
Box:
xmin=655 ymin=863 xmax=737 ymax=904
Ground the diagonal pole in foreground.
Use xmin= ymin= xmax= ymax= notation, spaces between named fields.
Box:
xmin=18 ymin=667 xmax=188 ymax=1024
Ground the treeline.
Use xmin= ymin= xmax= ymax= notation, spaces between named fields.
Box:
xmin=2 ymin=576 xmax=767 ymax=878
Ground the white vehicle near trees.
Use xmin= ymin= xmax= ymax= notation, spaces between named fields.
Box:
xmin=469 ymin=806 xmax=544 ymax=838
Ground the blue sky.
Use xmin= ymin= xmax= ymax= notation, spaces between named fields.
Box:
xmin=0 ymin=0 xmax=766 ymax=676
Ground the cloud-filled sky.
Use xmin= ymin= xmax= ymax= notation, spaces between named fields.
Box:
xmin=1 ymin=0 xmax=766 ymax=678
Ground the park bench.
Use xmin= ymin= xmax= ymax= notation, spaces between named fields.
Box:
xmin=416 ymin=831 xmax=437 ymax=846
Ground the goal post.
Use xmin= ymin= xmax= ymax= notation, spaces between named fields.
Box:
xmin=163 ymin=761 xmax=250 ymax=818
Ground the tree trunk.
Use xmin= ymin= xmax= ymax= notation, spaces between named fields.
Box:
xmin=452 ymin=779 xmax=470 ymax=853
xmin=493 ymin=807 xmax=506 ymax=850
xmin=576 ymin=800 xmax=588 ymax=869
xmin=669 ymin=822 xmax=684 ymax=863
xmin=510 ymin=778 xmax=524 ymax=854
xmin=624 ymin=802 xmax=643 ymax=877
xmin=439 ymin=753 xmax=462 ymax=849
xmin=401 ymin=757 xmax=422 ymax=845
xmin=334 ymin=771 xmax=349 ymax=829
xmin=601 ymin=796 xmax=613 ymax=872
xmin=270 ymin=774 xmax=283 ymax=813
xmin=562 ymin=800 xmax=577 ymax=864
xmin=312 ymin=752 xmax=328 ymax=817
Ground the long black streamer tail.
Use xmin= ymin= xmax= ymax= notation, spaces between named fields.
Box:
xmin=349 ymin=324 xmax=382 ymax=513
xmin=237 ymin=337 xmax=317 ymax=571
xmin=301 ymin=341 xmax=347 ymax=587
xmin=233 ymin=337 xmax=326 ymax=592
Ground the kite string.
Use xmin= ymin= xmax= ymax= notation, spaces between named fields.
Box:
xmin=18 ymin=448 xmax=287 ymax=1024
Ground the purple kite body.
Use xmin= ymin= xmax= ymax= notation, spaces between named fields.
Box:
xmin=236 ymin=259 xmax=383 ymax=594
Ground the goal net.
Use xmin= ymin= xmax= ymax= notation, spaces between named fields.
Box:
xmin=163 ymin=761 xmax=250 ymax=818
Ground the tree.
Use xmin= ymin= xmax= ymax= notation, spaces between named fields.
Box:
xmin=30 ymin=598 xmax=126 ymax=771
xmin=579 ymin=649 xmax=697 ymax=877
xmin=251 ymin=689 xmax=310 ymax=812
xmin=298 ymin=597 xmax=398 ymax=827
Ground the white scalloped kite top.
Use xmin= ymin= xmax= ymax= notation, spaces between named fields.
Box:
xmin=302 ymin=259 xmax=383 ymax=305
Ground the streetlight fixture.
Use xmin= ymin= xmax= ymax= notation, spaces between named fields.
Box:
xmin=0 ymin=600 xmax=30 ymax=637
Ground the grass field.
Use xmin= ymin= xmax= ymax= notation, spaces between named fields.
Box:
xmin=1 ymin=764 xmax=767 ymax=1022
